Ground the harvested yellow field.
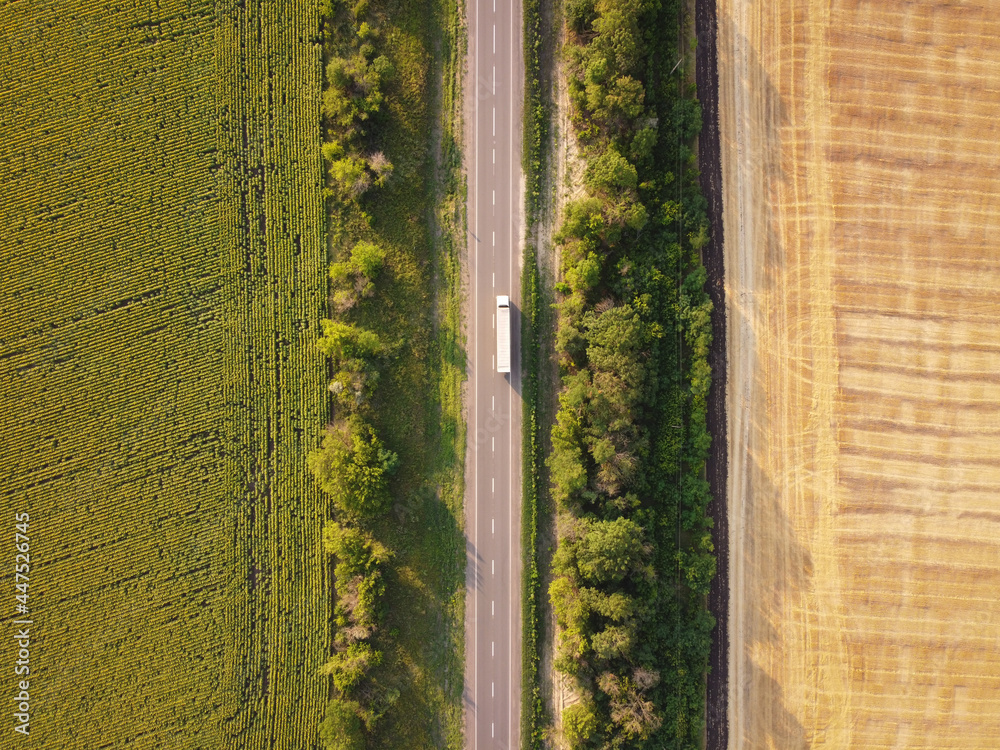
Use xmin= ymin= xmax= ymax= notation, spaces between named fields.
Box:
xmin=719 ymin=1 xmax=1000 ymax=747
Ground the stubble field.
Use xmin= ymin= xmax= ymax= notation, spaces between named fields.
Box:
xmin=719 ymin=1 xmax=1000 ymax=747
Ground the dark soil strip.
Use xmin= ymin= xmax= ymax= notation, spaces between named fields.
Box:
xmin=695 ymin=0 xmax=729 ymax=748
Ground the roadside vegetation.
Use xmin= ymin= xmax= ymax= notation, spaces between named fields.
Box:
xmin=521 ymin=0 xmax=548 ymax=746
xmin=309 ymin=0 xmax=467 ymax=748
xmin=544 ymin=0 xmax=717 ymax=747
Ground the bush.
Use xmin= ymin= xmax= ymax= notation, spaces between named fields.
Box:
xmin=330 ymin=156 xmax=372 ymax=198
xmin=317 ymin=319 xmax=385 ymax=361
xmin=321 ymin=642 xmax=383 ymax=692
xmin=319 ymin=699 xmax=365 ymax=750
xmin=329 ymin=240 xmax=389 ymax=311
xmin=563 ymin=700 xmax=599 ymax=748
xmin=575 ymin=517 xmax=646 ymax=584
xmin=584 ymin=145 xmax=637 ymax=195
xmin=564 ymin=0 xmax=597 ymax=35
xmin=308 ymin=419 xmax=399 ymax=521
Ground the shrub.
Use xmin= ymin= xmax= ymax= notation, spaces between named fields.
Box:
xmin=564 ymin=0 xmax=597 ymax=35
xmin=319 ymin=699 xmax=365 ymax=750
xmin=575 ymin=517 xmax=646 ymax=584
xmin=308 ymin=420 xmax=399 ymax=521
xmin=563 ymin=700 xmax=599 ymax=748
xmin=329 ymin=240 xmax=389 ymax=311
xmin=320 ymin=642 xmax=383 ymax=693
xmin=317 ymin=319 xmax=385 ymax=361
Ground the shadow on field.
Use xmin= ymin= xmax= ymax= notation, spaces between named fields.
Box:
xmin=742 ymin=661 xmax=809 ymax=750
xmin=374 ymin=483 xmax=465 ymax=749
xmin=699 ymin=7 xmax=793 ymax=748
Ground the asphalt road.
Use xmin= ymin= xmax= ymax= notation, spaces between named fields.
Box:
xmin=464 ymin=0 xmax=524 ymax=748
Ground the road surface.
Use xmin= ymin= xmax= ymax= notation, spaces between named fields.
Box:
xmin=464 ymin=0 xmax=524 ymax=748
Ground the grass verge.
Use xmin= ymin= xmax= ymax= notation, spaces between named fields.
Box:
xmin=521 ymin=0 xmax=548 ymax=746
xmin=312 ymin=0 xmax=467 ymax=747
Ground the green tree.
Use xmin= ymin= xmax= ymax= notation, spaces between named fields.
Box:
xmin=317 ymin=319 xmax=385 ymax=361
xmin=320 ymin=642 xmax=382 ymax=693
xmin=322 ymin=80 xmax=357 ymax=131
xmin=350 ymin=240 xmax=387 ymax=278
xmin=330 ymin=156 xmax=371 ymax=198
xmin=308 ymin=420 xmax=399 ymax=520
xmin=548 ymin=406 xmax=588 ymax=505
xmin=565 ymin=0 xmax=597 ymax=34
xmin=591 ymin=7 xmax=643 ymax=75
xmin=319 ymin=698 xmax=365 ymax=750
xmin=576 ymin=517 xmax=646 ymax=584
xmin=322 ymin=520 xmax=391 ymax=576
xmin=322 ymin=519 xmax=391 ymax=632
xmin=585 ymin=303 xmax=652 ymax=397
xmin=329 ymin=240 xmax=389 ymax=311
xmin=579 ymin=587 xmax=634 ymax=622
xmin=679 ymin=533 xmax=716 ymax=596
xmin=630 ymin=126 xmax=657 ymax=165
xmin=584 ymin=145 xmax=637 ymax=195
xmin=565 ymin=252 xmax=602 ymax=294
xmin=322 ymin=140 xmax=345 ymax=163
xmin=591 ymin=623 xmax=635 ymax=661
xmin=595 ymin=75 xmax=645 ymax=128
xmin=557 ymin=196 xmax=605 ymax=243
xmin=563 ymin=699 xmax=600 ymax=748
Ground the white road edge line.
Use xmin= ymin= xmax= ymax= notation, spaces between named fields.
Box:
xmin=472 ymin=2 xmax=479 ymax=747
xmin=508 ymin=0 xmax=515 ymax=742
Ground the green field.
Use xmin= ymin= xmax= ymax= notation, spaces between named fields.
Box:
xmin=0 ymin=0 xmax=330 ymax=746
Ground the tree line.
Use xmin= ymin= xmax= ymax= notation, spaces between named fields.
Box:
xmin=548 ymin=0 xmax=715 ymax=747
xmin=311 ymin=1 xmax=401 ymax=748
xmin=320 ymin=0 xmax=394 ymax=201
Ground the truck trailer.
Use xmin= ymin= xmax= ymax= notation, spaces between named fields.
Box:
xmin=496 ymin=295 xmax=510 ymax=373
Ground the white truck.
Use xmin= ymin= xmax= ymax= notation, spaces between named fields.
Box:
xmin=496 ymin=295 xmax=511 ymax=373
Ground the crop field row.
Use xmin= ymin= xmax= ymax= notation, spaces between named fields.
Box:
xmin=214 ymin=0 xmax=329 ymax=746
xmin=0 ymin=0 xmax=328 ymax=747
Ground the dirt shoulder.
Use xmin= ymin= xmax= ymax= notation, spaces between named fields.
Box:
xmin=694 ymin=0 xmax=729 ymax=747
xmin=535 ymin=7 xmax=588 ymax=748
